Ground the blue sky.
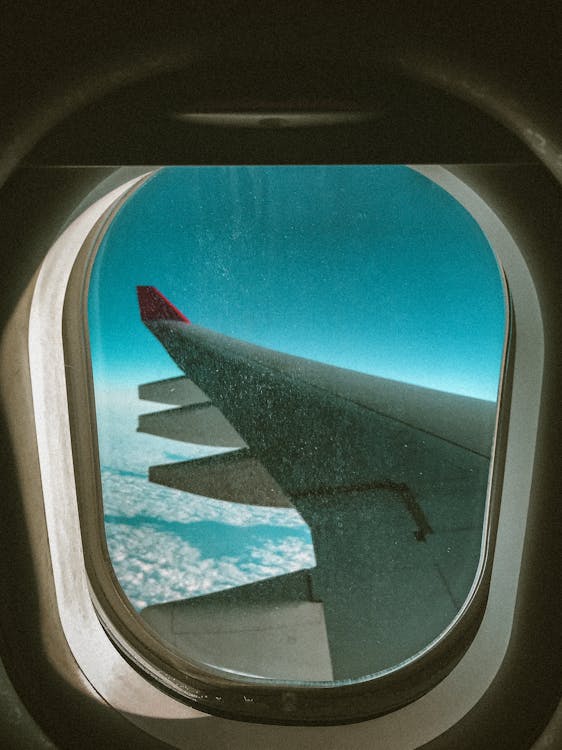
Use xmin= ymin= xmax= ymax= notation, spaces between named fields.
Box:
xmin=90 ymin=165 xmax=505 ymax=615
xmin=88 ymin=165 xmax=506 ymax=400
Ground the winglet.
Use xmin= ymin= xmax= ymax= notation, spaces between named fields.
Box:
xmin=137 ymin=286 xmax=191 ymax=324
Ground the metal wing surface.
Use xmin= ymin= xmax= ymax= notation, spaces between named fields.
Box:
xmin=135 ymin=286 xmax=497 ymax=680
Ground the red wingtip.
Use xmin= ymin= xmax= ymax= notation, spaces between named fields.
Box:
xmin=136 ymin=286 xmax=191 ymax=324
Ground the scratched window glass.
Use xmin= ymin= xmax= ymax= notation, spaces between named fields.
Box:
xmin=88 ymin=166 xmax=506 ymax=683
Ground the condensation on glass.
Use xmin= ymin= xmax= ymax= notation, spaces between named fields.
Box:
xmin=87 ymin=166 xmax=507 ymax=683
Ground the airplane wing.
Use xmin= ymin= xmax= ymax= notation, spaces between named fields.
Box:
xmin=135 ymin=286 xmax=496 ymax=681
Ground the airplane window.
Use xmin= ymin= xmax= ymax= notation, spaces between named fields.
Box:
xmin=86 ymin=165 xmax=506 ymax=685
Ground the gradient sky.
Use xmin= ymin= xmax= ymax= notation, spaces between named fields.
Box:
xmin=88 ymin=165 xmax=506 ymax=400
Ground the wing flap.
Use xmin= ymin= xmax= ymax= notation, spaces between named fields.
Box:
xmin=149 ymin=449 xmax=295 ymax=508
xmin=140 ymin=570 xmax=331 ymax=680
xmin=142 ymin=604 xmax=331 ymax=681
xmin=138 ymin=403 xmax=248 ymax=448
xmin=139 ymin=376 xmax=210 ymax=407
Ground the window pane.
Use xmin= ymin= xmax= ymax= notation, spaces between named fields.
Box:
xmin=88 ymin=166 xmax=506 ymax=683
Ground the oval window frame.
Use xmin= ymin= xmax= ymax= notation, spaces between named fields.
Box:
xmin=36 ymin=163 xmax=530 ymax=725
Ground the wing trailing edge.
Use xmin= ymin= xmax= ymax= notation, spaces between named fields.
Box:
xmin=138 ymin=376 xmax=210 ymax=407
xmin=138 ymin=404 xmax=248 ymax=449
xmin=149 ymin=449 xmax=294 ymax=508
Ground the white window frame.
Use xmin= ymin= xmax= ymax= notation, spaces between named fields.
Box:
xmin=27 ymin=165 xmax=543 ymax=748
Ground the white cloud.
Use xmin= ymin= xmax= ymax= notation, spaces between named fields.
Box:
xmin=95 ymin=383 xmax=315 ymax=610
